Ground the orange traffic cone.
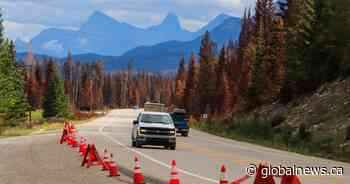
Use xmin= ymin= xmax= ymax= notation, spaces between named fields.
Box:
xmin=280 ymin=175 xmax=301 ymax=184
xmin=67 ymin=134 xmax=72 ymax=146
xmin=70 ymin=123 xmax=76 ymax=134
xmin=219 ymin=165 xmax=228 ymax=184
xmin=109 ymin=153 xmax=120 ymax=177
xmin=59 ymin=123 xmax=69 ymax=144
xmin=79 ymin=138 xmax=86 ymax=154
xmin=169 ymin=160 xmax=180 ymax=184
xmin=71 ymin=133 xmax=78 ymax=148
xmin=253 ymin=163 xmax=275 ymax=184
xmin=102 ymin=148 xmax=109 ymax=171
xmin=133 ymin=156 xmax=145 ymax=184
xmin=81 ymin=139 xmax=87 ymax=157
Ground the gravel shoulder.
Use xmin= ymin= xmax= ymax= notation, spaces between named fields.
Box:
xmin=0 ymin=133 xmax=132 ymax=184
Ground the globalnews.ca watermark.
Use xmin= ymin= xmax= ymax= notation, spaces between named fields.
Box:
xmin=246 ymin=164 xmax=344 ymax=179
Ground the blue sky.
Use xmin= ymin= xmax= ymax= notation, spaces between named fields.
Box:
xmin=1 ymin=0 xmax=256 ymax=41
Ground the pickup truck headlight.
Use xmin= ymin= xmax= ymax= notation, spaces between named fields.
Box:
xmin=137 ymin=128 xmax=146 ymax=135
xmin=169 ymin=130 xmax=176 ymax=134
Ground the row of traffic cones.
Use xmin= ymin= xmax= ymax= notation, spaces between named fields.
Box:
xmin=60 ymin=123 xmax=121 ymax=178
xmin=61 ymin=124 xmax=302 ymax=184
xmin=219 ymin=163 xmax=302 ymax=184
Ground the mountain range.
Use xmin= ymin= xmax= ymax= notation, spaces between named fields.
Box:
xmin=16 ymin=11 xmax=241 ymax=71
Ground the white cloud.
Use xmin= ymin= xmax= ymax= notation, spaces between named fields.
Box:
xmin=3 ymin=21 xmax=47 ymax=41
xmin=179 ymin=18 xmax=206 ymax=32
xmin=41 ymin=40 xmax=64 ymax=54
xmin=1 ymin=0 xmax=256 ymax=38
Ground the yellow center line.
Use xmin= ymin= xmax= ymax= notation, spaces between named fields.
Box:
xmin=178 ymin=141 xmax=260 ymax=165
xmin=177 ymin=141 xmax=348 ymax=183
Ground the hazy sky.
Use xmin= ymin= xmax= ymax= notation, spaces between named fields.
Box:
xmin=0 ymin=0 xmax=256 ymax=41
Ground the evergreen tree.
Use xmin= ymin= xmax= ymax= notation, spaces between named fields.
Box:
xmin=93 ymin=61 xmax=104 ymax=109
xmin=174 ymin=56 xmax=186 ymax=107
xmin=198 ymin=32 xmax=217 ymax=114
xmin=184 ymin=53 xmax=198 ymax=115
xmin=280 ymin=0 xmax=316 ymax=101
xmin=0 ymin=10 xmax=4 ymax=46
xmin=215 ymin=47 xmax=232 ymax=114
xmin=103 ymin=74 xmax=113 ymax=107
xmin=269 ymin=17 xmax=286 ymax=99
xmin=236 ymin=10 xmax=254 ymax=110
xmin=64 ymin=51 xmax=74 ymax=105
xmin=306 ymin=0 xmax=350 ymax=84
xmin=0 ymin=40 xmax=28 ymax=125
xmin=42 ymin=62 xmax=69 ymax=118
xmin=248 ymin=34 xmax=265 ymax=105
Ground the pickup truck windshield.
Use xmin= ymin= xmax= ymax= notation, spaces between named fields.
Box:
xmin=141 ymin=114 xmax=173 ymax=124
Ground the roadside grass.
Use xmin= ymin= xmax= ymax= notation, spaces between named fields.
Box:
xmin=31 ymin=110 xmax=43 ymax=121
xmin=0 ymin=110 xmax=105 ymax=139
xmin=191 ymin=118 xmax=350 ymax=163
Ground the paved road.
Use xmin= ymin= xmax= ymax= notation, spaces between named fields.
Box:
xmin=77 ymin=109 xmax=350 ymax=184
xmin=1 ymin=109 xmax=349 ymax=184
xmin=0 ymin=133 xmax=132 ymax=184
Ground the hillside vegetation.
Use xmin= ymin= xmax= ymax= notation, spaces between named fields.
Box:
xmin=194 ymin=77 xmax=350 ymax=161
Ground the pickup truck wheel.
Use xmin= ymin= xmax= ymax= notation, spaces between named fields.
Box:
xmin=132 ymin=140 xmax=136 ymax=147
xmin=135 ymin=141 xmax=142 ymax=148
xmin=181 ymin=132 xmax=189 ymax=137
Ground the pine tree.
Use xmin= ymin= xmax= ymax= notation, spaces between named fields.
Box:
xmin=248 ymin=33 xmax=265 ymax=105
xmin=25 ymin=72 xmax=41 ymax=109
xmin=45 ymin=59 xmax=56 ymax=88
xmin=0 ymin=40 xmax=28 ymax=125
xmin=64 ymin=51 xmax=74 ymax=106
xmin=216 ymin=70 xmax=231 ymax=115
xmin=198 ymin=32 xmax=217 ymax=114
xmin=215 ymin=47 xmax=232 ymax=114
xmin=232 ymin=10 xmax=254 ymax=111
xmin=80 ymin=64 xmax=93 ymax=110
xmin=269 ymin=17 xmax=286 ymax=99
xmin=34 ymin=63 xmax=43 ymax=108
xmin=184 ymin=53 xmax=198 ymax=115
xmin=306 ymin=0 xmax=350 ymax=84
xmin=280 ymin=0 xmax=316 ymax=101
xmin=42 ymin=62 xmax=69 ymax=118
xmin=0 ymin=10 xmax=4 ymax=46
xmin=174 ymin=56 xmax=186 ymax=107
xmin=93 ymin=61 xmax=104 ymax=109
xmin=103 ymin=74 xmax=113 ymax=107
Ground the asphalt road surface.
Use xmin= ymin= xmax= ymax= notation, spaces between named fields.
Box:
xmin=1 ymin=109 xmax=350 ymax=184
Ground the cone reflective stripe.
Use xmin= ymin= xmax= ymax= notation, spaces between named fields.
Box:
xmin=219 ymin=165 xmax=228 ymax=184
xmin=133 ymin=156 xmax=145 ymax=184
xmin=67 ymin=134 xmax=72 ymax=145
xmin=169 ymin=160 xmax=180 ymax=184
xmin=108 ymin=154 xmax=120 ymax=177
xmin=59 ymin=125 xmax=69 ymax=144
xmin=102 ymin=149 xmax=109 ymax=171
xmin=81 ymin=143 xmax=87 ymax=156
xmin=79 ymin=138 xmax=86 ymax=154
xmin=109 ymin=161 xmax=120 ymax=177
xmin=280 ymin=175 xmax=301 ymax=184
xmin=253 ymin=164 xmax=276 ymax=184
xmin=71 ymin=133 xmax=78 ymax=148
xmin=69 ymin=123 xmax=75 ymax=134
